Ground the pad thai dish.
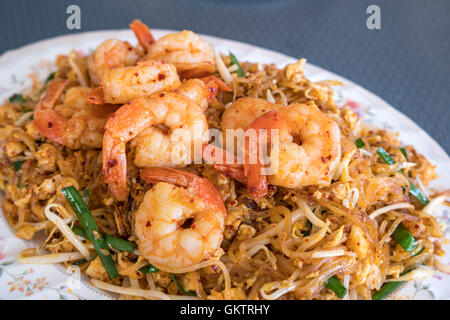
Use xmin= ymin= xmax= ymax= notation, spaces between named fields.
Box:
xmin=1 ymin=19 xmax=449 ymax=300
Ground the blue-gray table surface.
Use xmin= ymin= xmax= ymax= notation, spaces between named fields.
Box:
xmin=1 ymin=0 xmax=449 ymax=153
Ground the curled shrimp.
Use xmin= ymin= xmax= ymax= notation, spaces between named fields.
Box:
xmin=131 ymin=20 xmax=216 ymax=78
xmin=87 ymin=39 xmax=140 ymax=85
xmin=175 ymin=76 xmax=231 ymax=112
xmin=135 ymin=168 xmax=226 ymax=271
xmin=217 ymin=98 xmax=341 ymax=198
xmin=246 ymin=102 xmax=341 ymax=197
xmin=33 ymin=79 xmax=116 ymax=149
xmin=221 ymin=97 xmax=279 ymax=131
xmin=102 ymin=79 xmax=226 ymax=201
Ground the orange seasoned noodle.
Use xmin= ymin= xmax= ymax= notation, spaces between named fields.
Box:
xmin=0 ymin=19 xmax=448 ymax=300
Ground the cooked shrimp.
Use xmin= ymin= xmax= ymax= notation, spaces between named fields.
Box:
xmin=217 ymin=99 xmax=341 ymax=198
xmin=176 ymin=77 xmax=231 ymax=112
xmin=87 ymin=39 xmax=139 ymax=86
xmin=131 ymin=20 xmax=216 ymax=78
xmin=103 ymin=85 xmax=210 ymax=201
xmin=33 ymin=79 xmax=116 ymax=149
xmin=135 ymin=168 xmax=226 ymax=270
xmin=100 ymin=60 xmax=181 ymax=104
xmin=246 ymin=102 xmax=341 ymax=197
xmin=221 ymin=97 xmax=280 ymax=130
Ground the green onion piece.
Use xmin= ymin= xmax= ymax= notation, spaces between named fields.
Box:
xmin=13 ymin=160 xmax=24 ymax=171
xmin=372 ymin=281 xmax=403 ymax=300
xmin=170 ymin=273 xmax=196 ymax=296
xmin=372 ymin=270 xmax=411 ymax=300
xmin=392 ymin=223 xmax=418 ymax=252
xmin=29 ymin=114 xmax=34 ymax=120
xmin=229 ymin=52 xmax=245 ymax=78
xmin=82 ymin=189 xmax=89 ymax=197
xmin=8 ymin=94 xmax=26 ymax=104
xmin=409 ymin=182 xmax=429 ymax=206
xmin=71 ymin=258 xmax=88 ymax=266
xmin=72 ymin=226 xmax=87 ymax=238
xmin=139 ymin=264 xmax=159 ymax=274
xmin=45 ymin=72 xmax=56 ymax=84
xmin=72 ymin=225 xmax=135 ymax=253
xmin=61 ymin=186 xmax=118 ymax=279
xmin=355 ymin=138 xmax=365 ymax=148
xmin=399 ymin=147 xmax=408 ymax=160
xmin=376 ymin=146 xmax=395 ymax=165
xmin=325 ymin=276 xmax=347 ymax=299
xmin=103 ymin=234 xmax=136 ymax=253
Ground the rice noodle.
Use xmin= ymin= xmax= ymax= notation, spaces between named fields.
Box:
xmin=369 ymin=203 xmax=414 ymax=219
xmin=215 ymin=51 xmax=233 ymax=84
xmin=359 ymin=149 xmax=373 ymax=157
xmin=433 ymin=259 xmax=450 ymax=274
xmin=311 ymin=249 xmax=356 ymax=259
xmin=266 ymin=89 xmax=275 ymax=103
xmin=297 ymin=200 xmax=325 ymax=228
xmin=384 ymin=267 xmax=434 ymax=282
xmin=150 ymin=259 xmax=231 ymax=298
xmin=247 ymin=245 xmax=277 ymax=269
xmin=91 ymin=279 xmax=197 ymax=300
xmin=343 ymin=274 xmax=350 ymax=300
xmin=423 ymin=195 xmax=446 ymax=215
xmin=14 ymin=111 xmax=33 ymax=127
xmin=44 ymin=203 xmax=91 ymax=259
xmin=146 ymin=273 xmax=157 ymax=290
xmin=19 ymin=251 xmax=84 ymax=264
xmin=68 ymin=51 xmax=88 ymax=87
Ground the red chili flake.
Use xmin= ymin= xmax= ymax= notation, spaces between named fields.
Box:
xmin=129 ymin=131 xmax=133 ymax=135
xmin=321 ymin=156 xmax=327 ymax=163
xmin=146 ymin=221 xmax=151 ymax=227
xmin=159 ymin=93 xmax=165 ymax=97
xmin=107 ymin=159 xmax=117 ymax=167
xmin=134 ymin=72 xmax=139 ymax=77
xmin=158 ymin=73 xmax=166 ymax=81
xmin=47 ymin=122 xmax=53 ymax=128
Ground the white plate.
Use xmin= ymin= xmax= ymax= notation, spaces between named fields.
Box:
xmin=0 ymin=30 xmax=449 ymax=300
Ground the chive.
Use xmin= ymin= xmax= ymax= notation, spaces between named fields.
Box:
xmin=392 ymin=223 xmax=418 ymax=252
xmin=45 ymin=72 xmax=56 ymax=84
xmin=325 ymin=276 xmax=347 ymax=299
xmin=103 ymin=234 xmax=136 ymax=253
xmin=229 ymin=52 xmax=245 ymax=78
xmin=409 ymin=182 xmax=429 ymax=206
xmin=72 ymin=226 xmax=87 ymax=238
xmin=170 ymin=273 xmax=196 ymax=296
xmin=13 ymin=160 xmax=24 ymax=171
xmin=376 ymin=147 xmax=395 ymax=165
xmin=81 ymin=189 xmax=89 ymax=198
xmin=355 ymin=138 xmax=365 ymax=148
xmin=372 ymin=281 xmax=403 ymax=300
xmin=399 ymin=147 xmax=408 ymax=160
xmin=71 ymin=258 xmax=88 ymax=266
xmin=72 ymin=226 xmax=135 ymax=253
xmin=139 ymin=264 xmax=159 ymax=274
xmin=8 ymin=94 xmax=26 ymax=104
xmin=62 ymin=186 xmax=118 ymax=279
xmin=372 ymin=270 xmax=411 ymax=300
